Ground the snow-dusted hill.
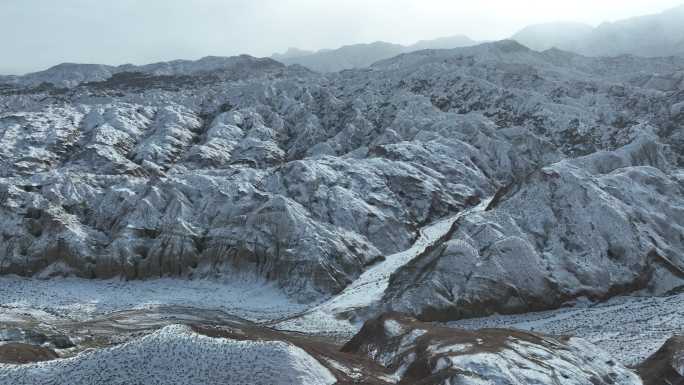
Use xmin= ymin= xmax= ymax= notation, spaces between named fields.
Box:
xmin=0 ymin=325 xmax=337 ymax=385
xmin=1 ymin=40 xmax=683 ymax=312
xmin=383 ymin=137 xmax=684 ymax=321
xmin=637 ymin=335 xmax=684 ymax=384
xmin=343 ymin=313 xmax=643 ymax=385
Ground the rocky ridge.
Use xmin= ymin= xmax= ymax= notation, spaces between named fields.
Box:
xmin=272 ymin=35 xmax=477 ymax=73
xmin=0 ymin=40 xmax=683 ymax=316
xmin=637 ymin=335 xmax=684 ymax=385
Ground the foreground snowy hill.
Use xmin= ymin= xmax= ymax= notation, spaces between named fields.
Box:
xmin=0 ymin=325 xmax=338 ymax=385
xmin=637 ymin=336 xmax=684 ymax=384
xmin=0 ymin=313 xmax=649 ymax=385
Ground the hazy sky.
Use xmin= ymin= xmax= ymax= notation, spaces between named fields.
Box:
xmin=2 ymin=0 xmax=683 ymax=74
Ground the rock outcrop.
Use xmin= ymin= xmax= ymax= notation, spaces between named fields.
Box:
xmin=638 ymin=336 xmax=684 ymax=385
xmin=343 ymin=313 xmax=643 ymax=384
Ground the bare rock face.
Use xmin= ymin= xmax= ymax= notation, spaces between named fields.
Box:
xmin=638 ymin=336 xmax=684 ymax=385
xmin=0 ymin=343 xmax=58 ymax=365
xmin=343 ymin=312 xmax=643 ymax=385
xmin=1 ymin=41 xmax=684 ymax=307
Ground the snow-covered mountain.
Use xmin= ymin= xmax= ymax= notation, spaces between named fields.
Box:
xmin=1 ymin=40 xmax=683 ymax=305
xmin=0 ymin=56 xmax=287 ymax=88
xmin=271 ymin=35 xmax=477 ymax=72
xmin=344 ymin=313 xmax=643 ymax=384
xmin=513 ymin=5 xmax=684 ymax=57
xmin=1 ymin=38 xmax=684 ymax=384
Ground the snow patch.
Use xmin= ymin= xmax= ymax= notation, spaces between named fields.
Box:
xmin=383 ymin=319 xmax=404 ymax=337
xmin=0 ymin=275 xmax=306 ymax=322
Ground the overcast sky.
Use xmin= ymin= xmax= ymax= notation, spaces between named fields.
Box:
xmin=1 ymin=0 xmax=683 ymax=74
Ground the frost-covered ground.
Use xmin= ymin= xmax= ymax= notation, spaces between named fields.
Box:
xmin=0 ymin=275 xmax=306 ymax=322
xmin=0 ymin=325 xmax=336 ymax=385
xmin=449 ymin=292 xmax=684 ymax=366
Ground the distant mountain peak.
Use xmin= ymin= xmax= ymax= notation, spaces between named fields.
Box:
xmin=270 ymin=34 xmax=478 ymax=72
xmin=489 ymin=39 xmax=532 ymax=52
xmin=512 ymin=5 xmax=684 ymax=57
xmin=512 ymin=22 xmax=593 ymax=51
xmin=409 ymin=34 xmax=477 ymax=51
xmin=271 ymin=47 xmax=315 ymax=61
xmin=2 ymin=55 xmax=286 ymax=88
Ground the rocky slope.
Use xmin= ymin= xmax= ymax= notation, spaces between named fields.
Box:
xmin=637 ymin=336 xmax=684 ymax=385
xmin=1 ymin=40 xmax=683 ymax=314
xmin=343 ymin=313 xmax=643 ymax=385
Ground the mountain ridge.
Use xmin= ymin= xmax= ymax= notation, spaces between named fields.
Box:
xmin=270 ymin=35 xmax=478 ymax=72
xmin=512 ymin=4 xmax=684 ymax=57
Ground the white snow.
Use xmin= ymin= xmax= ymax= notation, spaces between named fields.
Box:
xmin=427 ymin=343 xmax=472 ymax=355
xmin=383 ymin=319 xmax=405 ymax=337
xmin=449 ymin=292 xmax=684 ymax=366
xmin=0 ymin=324 xmax=336 ymax=385
xmin=325 ymin=214 xmax=459 ymax=312
xmin=320 ymin=358 xmax=363 ymax=381
xmin=0 ymin=275 xmax=306 ymax=322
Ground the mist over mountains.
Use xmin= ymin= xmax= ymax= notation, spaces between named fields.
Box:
xmin=270 ymin=4 xmax=684 ymax=74
xmin=512 ymin=4 xmax=684 ymax=57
